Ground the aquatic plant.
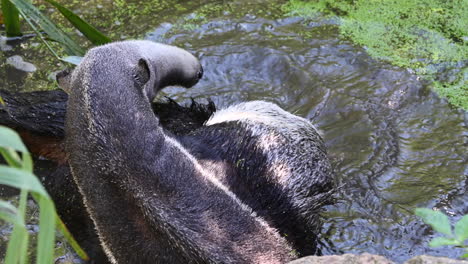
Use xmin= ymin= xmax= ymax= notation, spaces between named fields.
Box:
xmin=0 ymin=125 xmax=55 ymax=263
xmin=1 ymin=0 xmax=20 ymax=36
xmin=282 ymin=0 xmax=467 ymax=110
xmin=0 ymin=125 xmax=88 ymax=263
xmin=0 ymin=2 xmax=111 ymax=258
xmin=1 ymin=0 xmax=110 ymax=63
xmin=415 ymin=208 xmax=468 ymax=258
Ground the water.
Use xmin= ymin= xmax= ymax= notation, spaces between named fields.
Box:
xmin=1 ymin=1 xmax=467 ymax=262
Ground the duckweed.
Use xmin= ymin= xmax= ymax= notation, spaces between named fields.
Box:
xmin=282 ymin=0 xmax=468 ymax=109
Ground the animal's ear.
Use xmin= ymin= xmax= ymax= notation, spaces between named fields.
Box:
xmin=134 ymin=58 xmax=151 ymax=88
xmin=135 ymin=58 xmax=158 ymax=101
xmin=56 ymin=69 xmax=72 ymax=93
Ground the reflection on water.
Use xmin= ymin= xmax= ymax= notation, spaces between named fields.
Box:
xmin=1 ymin=1 xmax=467 ymax=262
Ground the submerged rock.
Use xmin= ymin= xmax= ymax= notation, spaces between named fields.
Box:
xmin=288 ymin=254 xmax=468 ymax=264
xmin=6 ymin=55 xmax=37 ymax=72
xmin=406 ymin=255 xmax=468 ymax=264
xmin=0 ymin=36 xmax=12 ymax=51
xmin=288 ymin=254 xmax=394 ymax=264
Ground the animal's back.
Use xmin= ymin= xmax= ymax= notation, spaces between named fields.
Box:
xmin=181 ymin=101 xmax=334 ymax=255
xmin=64 ymin=41 xmax=295 ymax=263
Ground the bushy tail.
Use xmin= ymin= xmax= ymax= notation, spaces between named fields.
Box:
xmin=0 ymin=89 xmax=68 ymax=138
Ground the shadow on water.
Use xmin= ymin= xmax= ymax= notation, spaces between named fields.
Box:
xmin=1 ymin=1 xmax=467 ymax=262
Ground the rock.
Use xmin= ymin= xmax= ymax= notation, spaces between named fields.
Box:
xmin=6 ymin=55 xmax=37 ymax=72
xmin=288 ymin=254 xmax=468 ymax=264
xmin=288 ymin=253 xmax=395 ymax=264
xmin=0 ymin=36 xmax=12 ymax=51
xmin=405 ymin=255 xmax=468 ymax=264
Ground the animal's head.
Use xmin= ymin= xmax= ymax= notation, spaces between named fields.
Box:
xmin=57 ymin=40 xmax=203 ymax=102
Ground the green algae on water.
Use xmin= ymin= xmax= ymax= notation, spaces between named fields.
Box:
xmin=282 ymin=0 xmax=468 ymax=110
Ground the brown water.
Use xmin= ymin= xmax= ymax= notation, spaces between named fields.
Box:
xmin=1 ymin=1 xmax=467 ymax=263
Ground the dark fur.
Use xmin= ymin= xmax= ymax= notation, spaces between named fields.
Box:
xmin=0 ymin=89 xmax=214 ymax=140
xmin=0 ymin=89 xmax=216 ymax=264
xmin=182 ymin=121 xmax=333 ymax=256
xmin=0 ymin=40 xmax=334 ymax=263
xmin=64 ymin=41 xmax=294 ymax=263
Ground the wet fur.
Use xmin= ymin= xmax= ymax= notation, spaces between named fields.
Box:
xmin=184 ymin=101 xmax=334 ymax=255
xmin=0 ymin=89 xmax=217 ymax=264
xmin=1 ymin=40 xmax=334 ymax=262
xmin=64 ymin=41 xmax=294 ymax=263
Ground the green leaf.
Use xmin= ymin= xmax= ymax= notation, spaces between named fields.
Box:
xmin=462 ymin=252 xmax=468 ymax=258
xmin=415 ymin=208 xmax=452 ymax=236
xmin=8 ymin=0 xmax=85 ymax=56
xmin=5 ymin=189 xmax=29 ymax=264
xmin=0 ymin=130 xmax=62 ymax=264
xmin=0 ymin=165 xmax=49 ymax=197
xmin=455 ymin=215 xmax=468 ymax=242
xmin=61 ymin=55 xmax=83 ymax=65
xmin=0 ymin=200 xmax=20 ymax=224
xmin=0 ymin=126 xmax=28 ymax=153
xmin=22 ymin=152 xmax=33 ymax=172
xmin=0 ymin=147 xmax=23 ymax=168
xmin=428 ymin=237 xmax=460 ymax=247
xmin=44 ymin=0 xmax=111 ymax=45
xmin=36 ymin=195 xmax=56 ymax=264
xmin=4 ymin=222 xmax=29 ymax=264
xmin=1 ymin=0 xmax=22 ymax=36
xmin=13 ymin=3 xmax=62 ymax=60
xmin=56 ymin=215 xmax=90 ymax=261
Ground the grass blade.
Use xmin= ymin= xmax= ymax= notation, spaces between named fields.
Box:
xmin=0 ymin=147 xmax=23 ymax=168
xmin=8 ymin=0 xmax=85 ymax=55
xmin=0 ymin=165 xmax=49 ymax=197
xmin=44 ymin=0 xmax=111 ymax=45
xmin=21 ymin=152 xmax=33 ymax=172
xmin=0 ymin=127 xmax=74 ymax=263
xmin=0 ymin=126 xmax=28 ymax=153
xmin=0 ymin=200 xmax=20 ymax=224
xmin=35 ymin=195 xmax=56 ymax=264
xmin=56 ymin=214 xmax=90 ymax=261
xmin=1 ymin=0 xmax=22 ymax=36
xmin=4 ymin=189 xmax=29 ymax=264
xmin=4 ymin=220 xmax=29 ymax=264
xmin=61 ymin=55 xmax=83 ymax=65
xmin=14 ymin=4 xmax=62 ymax=60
